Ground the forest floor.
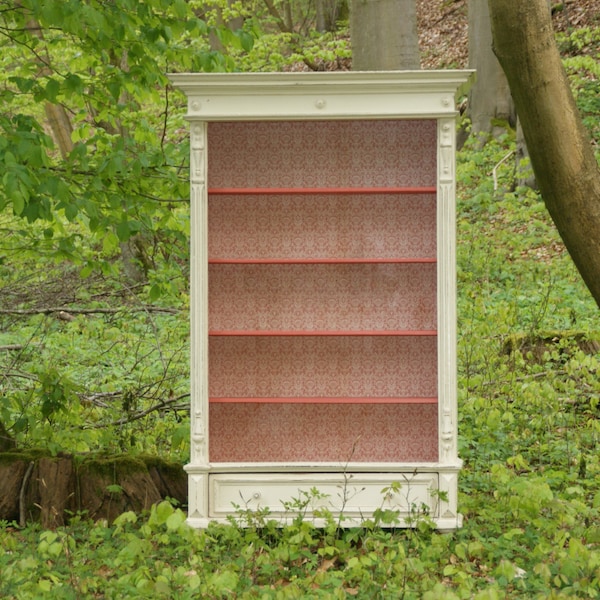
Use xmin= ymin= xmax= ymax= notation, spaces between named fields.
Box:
xmin=1 ymin=6 xmax=600 ymax=598
xmin=417 ymin=0 xmax=600 ymax=68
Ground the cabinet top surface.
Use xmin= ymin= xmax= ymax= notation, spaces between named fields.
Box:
xmin=169 ymin=70 xmax=474 ymax=120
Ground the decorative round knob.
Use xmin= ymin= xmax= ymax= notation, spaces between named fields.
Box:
xmin=252 ymin=492 xmax=261 ymax=500
xmin=315 ymin=99 xmax=326 ymax=109
xmin=191 ymin=101 xmax=200 ymax=111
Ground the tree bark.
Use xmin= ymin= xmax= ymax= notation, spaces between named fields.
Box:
xmin=316 ymin=0 xmax=340 ymax=32
xmin=350 ymin=0 xmax=420 ymax=70
xmin=25 ymin=18 xmax=74 ymax=159
xmin=0 ymin=420 xmax=16 ymax=452
xmin=489 ymin=0 xmax=600 ymax=308
xmin=467 ymin=0 xmax=514 ymax=141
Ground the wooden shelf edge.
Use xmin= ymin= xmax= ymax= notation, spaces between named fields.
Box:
xmin=210 ymin=397 xmax=438 ymax=404
xmin=209 ymin=258 xmax=437 ymax=264
xmin=209 ymin=330 xmax=437 ymax=337
xmin=208 ymin=186 xmax=437 ymax=195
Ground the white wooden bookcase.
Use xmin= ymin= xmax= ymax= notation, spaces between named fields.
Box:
xmin=170 ymin=71 xmax=473 ymax=529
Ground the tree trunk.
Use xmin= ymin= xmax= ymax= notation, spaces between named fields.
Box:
xmin=0 ymin=420 xmax=16 ymax=452
xmin=316 ymin=0 xmax=340 ymax=32
xmin=489 ymin=0 xmax=600 ymax=308
xmin=350 ymin=0 xmax=419 ymax=70
xmin=515 ymin=117 xmax=536 ymax=189
xmin=467 ymin=0 xmax=514 ymax=141
xmin=0 ymin=452 xmax=187 ymax=525
xmin=25 ymin=18 xmax=74 ymax=159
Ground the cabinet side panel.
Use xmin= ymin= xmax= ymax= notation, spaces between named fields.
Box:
xmin=209 ymin=403 xmax=438 ymax=463
xmin=437 ymin=119 xmax=458 ymax=464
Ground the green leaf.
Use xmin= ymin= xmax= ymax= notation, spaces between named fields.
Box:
xmin=37 ymin=580 xmax=53 ymax=593
xmin=64 ymin=203 xmax=78 ymax=221
xmin=45 ymin=78 xmax=61 ymax=103
xmin=209 ymin=571 xmax=239 ymax=594
xmin=116 ymin=220 xmax=132 ymax=242
xmin=9 ymin=76 xmax=36 ymax=94
xmin=102 ymin=231 xmax=120 ymax=254
xmin=154 ymin=500 xmax=174 ymax=524
xmin=238 ymin=31 xmax=254 ymax=52
xmin=172 ymin=0 xmax=188 ymax=18
xmin=107 ymin=79 xmax=122 ymax=102
xmin=149 ymin=283 xmax=162 ymax=301
xmin=166 ymin=510 xmax=186 ymax=531
xmin=12 ymin=190 xmax=25 ymax=216
xmin=64 ymin=73 xmax=84 ymax=94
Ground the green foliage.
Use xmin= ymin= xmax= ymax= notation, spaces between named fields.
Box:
xmin=1 ymin=8 xmax=600 ymax=599
xmin=558 ymin=26 xmax=600 ymax=149
xmin=0 ymin=0 xmax=258 ymax=457
xmin=0 ymin=0 xmax=256 ymax=279
xmin=237 ymin=29 xmax=351 ymax=72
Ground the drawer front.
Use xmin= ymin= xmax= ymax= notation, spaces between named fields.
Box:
xmin=209 ymin=472 xmax=439 ymax=519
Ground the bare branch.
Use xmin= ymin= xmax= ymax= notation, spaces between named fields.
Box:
xmin=262 ymin=0 xmax=292 ymax=32
xmin=82 ymin=393 xmax=190 ymax=429
xmin=0 ymin=344 xmax=42 ymax=351
xmin=0 ymin=306 xmax=180 ymax=316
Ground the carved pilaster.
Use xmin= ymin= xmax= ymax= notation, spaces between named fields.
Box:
xmin=189 ymin=122 xmax=209 ymax=468
xmin=437 ymin=118 xmax=458 ymax=464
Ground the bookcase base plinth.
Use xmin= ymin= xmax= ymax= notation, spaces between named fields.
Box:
xmin=185 ymin=464 xmax=462 ymax=530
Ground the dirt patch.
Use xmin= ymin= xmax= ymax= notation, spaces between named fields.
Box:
xmin=417 ymin=0 xmax=600 ymax=69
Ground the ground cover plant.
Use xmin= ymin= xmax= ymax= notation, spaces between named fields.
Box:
xmin=2 ymin=121 xmax=600 ymax=600
xmin=2 ymin=4 xmax=600 ymax=599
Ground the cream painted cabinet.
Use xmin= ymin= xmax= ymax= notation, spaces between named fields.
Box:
xmin=170 ymin=71 xmax=472 ymax=529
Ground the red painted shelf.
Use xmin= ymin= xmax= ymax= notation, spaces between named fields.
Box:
xmin=209 ymin=257 xmax=436 ymax=264
xmin=209 ymin=330 xmax=437 ymax=337
xmin=208 ymin=186 xmax=437 ymax=195
xmin=209 ymin=397 xmax=438 ymax=404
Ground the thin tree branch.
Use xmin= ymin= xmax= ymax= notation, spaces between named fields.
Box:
xmin=0 ymin=344 xmax=42 ymax=351
xmin=82 ymin=393 xmax=190 ymax=429
xmin=0 ymin=306 xmax=180 ymax=316
xmin=262 ymin=0 xmax=292 ymax=32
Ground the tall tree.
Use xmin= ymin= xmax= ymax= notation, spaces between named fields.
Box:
xmin=316 ymin=0 xmax=343 ymax=32
xmin=488 ymin=0 xmax=600 ymax=308
xmin=350 ymin=0 xmax=419 ymax=70
xmin=467 ymin=0 xmax=514 ymax=141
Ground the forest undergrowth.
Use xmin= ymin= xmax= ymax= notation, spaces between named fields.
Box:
xmin=2 ymin=124 xmax=600 ymax=599
xmin=2 ymin=14 xmax=600 ymax=600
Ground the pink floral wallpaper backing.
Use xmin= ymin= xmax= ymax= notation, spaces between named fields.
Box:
xmin=209 ymin=263 xmax=436 ymax=332
xmin=206 ymin=118 xmax=439 ymax=464
xmin=207 ymin=120 xmax=437 ymax=188
xmin=209 ymin=335 xmax=437 ymax=399
xmin=208 ymin=194 xmax=436 ymax=260
xmin=209 ymin=403 xmax=438 ymax=463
